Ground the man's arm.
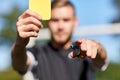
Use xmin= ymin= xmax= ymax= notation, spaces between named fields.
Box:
xmin=11 ymin=38 xmax=30 ymax=73
xmin=70 ymin=38 xmax=108 ymax=70
xmin=11 ymin=9 xmax=42 ymax=73
xmin=92 ymin=42 xmax=108 ymax=70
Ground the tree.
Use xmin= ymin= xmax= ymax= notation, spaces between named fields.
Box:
xmin=0 ymin=5 xmax=22 ymax=45
xmin=0 ymin=5 xmax=48 ymax=45
xmin=112 ymin=0 xmax=120 ymax=62
xmin=112 ymin=0 xmax=120 ymax=23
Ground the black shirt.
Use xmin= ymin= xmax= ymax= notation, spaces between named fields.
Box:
xmin=28 ymin=42 xmax=96 ymax=80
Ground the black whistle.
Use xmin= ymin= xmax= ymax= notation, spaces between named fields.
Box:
xmin=70 ymin=44 xmax=81 ymax=57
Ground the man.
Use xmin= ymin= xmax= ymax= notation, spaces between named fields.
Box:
xmin=12 ymin=1 xmax=108 ymax=80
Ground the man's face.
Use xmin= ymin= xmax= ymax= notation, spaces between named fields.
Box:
xmin=48 ymin=6 xmax=77 ymax=44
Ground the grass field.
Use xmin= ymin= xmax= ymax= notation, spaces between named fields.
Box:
xmin=0 ymin=67 xmax=22 ymax=80
xmin=0 ymin=63 xmax=120 ymax=80
xmin=96 ymin=63 xmax=120 ymax=80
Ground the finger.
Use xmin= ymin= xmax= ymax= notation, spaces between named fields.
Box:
xmin=23 ymin=24 xmax=40 ymax=33
xmin=17 ymin=24 xmax=40 ymax=34
xmin=79 ymin=54 xmax=86 ymax=59
xmin=74 ymin=38 xmax=87 ymax=52
xmin=86 ymin=40 xmax=92 ymax=58
xmin=91 ymin=42 xmax=98 ymax=59
xmin=91 ymin=47 xmax=97 ymax=59
xmin=80 ymin=41 xmax=87 ymax=51
xmin=78 ymin=50 xmax=86 ymax=58
xmin=20 ymin=31 xmax=38 ymax=38
xmin=75 ymin=38 xmax=87 ymax=44
xmin=17 ymin=17 xmax=43 ymax=28
xmin=18 ymin=9 xmax=42 ymax=20
xmin=74 ymin=38 xmax=87 ymax=48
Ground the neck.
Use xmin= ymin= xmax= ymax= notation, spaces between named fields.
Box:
xmin=51 ymin=40 xmax=72 ymax=50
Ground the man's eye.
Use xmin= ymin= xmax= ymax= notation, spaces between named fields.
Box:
xmin=64 ymin=19 xmax=70 ymax=22
xmin=50 ymin=19 xmax=58 ymax=22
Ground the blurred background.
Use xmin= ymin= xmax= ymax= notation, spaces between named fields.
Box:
xmin=0 ymin=0 xmax=120 ymax=80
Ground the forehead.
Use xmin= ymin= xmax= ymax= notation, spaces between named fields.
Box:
xmin=51 ymin=6 xmax=75 ymax=18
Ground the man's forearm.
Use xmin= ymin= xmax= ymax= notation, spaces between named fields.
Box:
xmin=92 ymin=43 xmax=107 ymax=69
xmin=11 ymin=43 xmax=29 ymax=73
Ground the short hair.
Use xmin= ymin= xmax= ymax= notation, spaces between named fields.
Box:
xmin=51 ymin=1 xmax=76 ymax=16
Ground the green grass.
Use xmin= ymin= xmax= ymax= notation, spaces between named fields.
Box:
xmin=0 ymin=67 xmax=22 ymax=80
xmin=0 ymin=63 xmax=120 ymax=80
xmin=96 ymin=63 xmax=120 ymax=80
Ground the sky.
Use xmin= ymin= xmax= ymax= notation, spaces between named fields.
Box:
xmin=0 ymin=0 xmax=120 ymax=71
xmin=71 ymin=0 xmax=117 ymax=26
xmin=0 ymin=0 xmax=117 ymax=26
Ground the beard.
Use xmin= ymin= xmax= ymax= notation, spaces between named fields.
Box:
xmin=51 ymin=32 xmax=72 ymax=47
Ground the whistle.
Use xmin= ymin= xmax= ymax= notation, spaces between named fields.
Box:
xmin=70 ymin=44 xmax=81 ymax=57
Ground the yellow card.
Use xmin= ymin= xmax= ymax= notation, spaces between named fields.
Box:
xmin=29 ymin=0 xmax=51 ymax=20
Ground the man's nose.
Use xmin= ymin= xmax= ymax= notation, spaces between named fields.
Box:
xmin=57 ymin=21 xmax=64 ymax=29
